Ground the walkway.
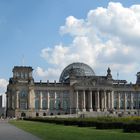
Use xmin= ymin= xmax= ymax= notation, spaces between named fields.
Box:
xmin=0 ymin=119 xmax=41 ymax=140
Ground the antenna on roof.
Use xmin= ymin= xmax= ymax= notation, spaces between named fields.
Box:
xmin=22 ymin=54 xmax=25 ymax=66
xmin=117 ymin=71 xmax=119 ymax=80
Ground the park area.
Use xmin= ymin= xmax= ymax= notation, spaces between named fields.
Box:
xmin=10 ymin=117 xmax=140 ymax=140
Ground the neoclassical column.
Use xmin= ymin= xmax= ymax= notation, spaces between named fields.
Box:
xmin=101 ymin=91 xmax=104 ymax=111
xmin=29 ymin=88 xmax=35 ymax=109
xmin=104 ymin=90 xmax=107 ymax=111
xmin=47 ymin=91 xmax=50 ymax=109
xmin=40 ymin=91 xmax=42 ymax=109
xmin=76 ymin=91 xmax=79 ymax=111
xmin=89 ymin=90 xmax=93 ymax=112
xmin=16 ymin=91 xmax=19 ymax=109
xmin=54 ymin=91 xmax=57 ymax=109
xmin=110 ymin=91 xmax=114 ymax=110
xmin=28 ymin=90 xmax=31 ymax=109
xmin=96 ymin=90 xmax=100 ymax=111
xmin=107 ymin=91 xmax=110 ymax=109
xmin=124 ymin=92 xmax=127 ymax=110
xmin=130 ymin=92 xmax=133 ymax=109
xmin=82 ymin=90 xmax=86 ymax=112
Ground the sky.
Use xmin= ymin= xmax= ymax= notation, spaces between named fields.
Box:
xmin=1 ymin=0 xmax=140 ymax=94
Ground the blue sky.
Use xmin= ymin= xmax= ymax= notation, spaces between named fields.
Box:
xmin=1 ymin=0 xmax=140 ymax=94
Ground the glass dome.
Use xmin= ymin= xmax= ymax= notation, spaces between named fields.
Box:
xmin=59 ymin=62 xmax=95 ymax=82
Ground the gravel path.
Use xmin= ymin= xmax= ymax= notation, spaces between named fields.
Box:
xmin=0 ymin=119 xmax=41 ymax=140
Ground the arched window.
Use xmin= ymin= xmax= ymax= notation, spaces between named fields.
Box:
xmin=43 ymin=112 xmax=46 ymax=116
xmin=36 ymin=112 xmax=39 ymax=117
xmin=35 ymin=99 xmax=39 ymax=110
xmin=21 ymin=112 xmax=26 ymax=117
xmin=42 ymin=100 xmax=47 ymax=110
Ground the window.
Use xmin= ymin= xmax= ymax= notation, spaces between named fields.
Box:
xmin=20 ymin=100 xmax=27 ymax=110
xmin=21 ymin=112 xmax=26 ymax=117
xmin=50 ymin=100 xmax=54 ymax=110
xmin=35 ymin=99 xmax=39 ymax=110
xmin=63 ymin=91 xmax=69 ymax=98
xmin=120 ymin=100 xmax=124 ymax=109
xmin=36 ymin=112 xmax=39 ymax=117
xmin=42 ymin=100 xmax=47 ymax=110
xmin=20 ymin=91 xmax=27 ymax=98
xmin=127 ymin=100 xmax=131 ymax=109
xmin=56 ymin=100 xmax=61 ymax=110
xmin=63 ymin=100 xmax=69 ymax=110
xmin=56 ymin=92 xmax=61 ymax=98
xmin=114 ymin=100 xmax=117 ymax=109
xmin=133 ymin=100 xmax=137 ymax=109
xmin=43 ymin=112 xmax=46 ymax=116
xmin=49 ymin=92 xmax=55 ymax=98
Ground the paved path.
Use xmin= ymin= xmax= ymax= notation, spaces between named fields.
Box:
xmin=0 ymin=120 xmax=41 ymax=140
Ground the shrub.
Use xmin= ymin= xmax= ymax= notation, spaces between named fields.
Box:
xmin=96 ymin=122 xmax=124 ymax=129
xmin=123 ymin=123 xmax=140 ymax=133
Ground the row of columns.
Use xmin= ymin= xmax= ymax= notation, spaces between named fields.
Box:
xmin=116 ymin=92 xmax=134 ymax=110
xmin=14 ymin=89 xmax=138 ymax=111
xmin=75 ymin=90 xmax=114 ymax=112
xmin=15 ymin=90 xmax=64 ymax=110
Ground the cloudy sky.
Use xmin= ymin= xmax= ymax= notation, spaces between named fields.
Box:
xmin=0 ymin=0 xmax=140 ymax=94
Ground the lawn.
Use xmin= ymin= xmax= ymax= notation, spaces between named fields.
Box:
xmin=10 ymin=120 xmax=140 ymax=140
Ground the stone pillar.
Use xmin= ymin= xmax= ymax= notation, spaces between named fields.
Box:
xmin=82 ymin=90 xmax=86 ymax=112
xmin=101 ymin=91 xmax=104 ymax=111
xmin=40 ymin=92 xmax=42 ymax=109
xmin=76 ymin=91 xmax=79 ymax=111
xmin=96 ymin=90 xmax=100 ymax=111
xmin=110 ymin=91 xmax=114 ymax=110
xmin=28 ymin=90 xmax=30 ymax=109
xmin=12 ymin=95 xmax=14 ymax=109
xmin=130 ymin=92 xmax=133 ymax=109
xmin=29 ymin=88 xmax=35 ymax=109
xmin=124 ymin=92 xmax=127 ymax=110
xmin=118 ymin=92 xmax=120 ymax=110
xmin=104 ymin=90 xmax=107 ymax=111
xmin=107 ymin=91 xmax=110 ymax=109
xmin=54 ymin=91 xmax=57 ymax=109
xmin=47 ymin=92 xmax=50 ymax=109
xmin=16 ymin=91 xmax=19 ymax=109
xmin=89 ymin=91 xmax=93 ymax=112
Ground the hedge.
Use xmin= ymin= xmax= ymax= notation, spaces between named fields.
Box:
xmin=123 ymin=123 xmax=140 ymax=133
xmin=23 ymin=117 xmax=140 ymax=132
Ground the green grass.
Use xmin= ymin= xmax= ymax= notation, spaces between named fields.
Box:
xmin=10 ymin=120 xmax=140 ymax=140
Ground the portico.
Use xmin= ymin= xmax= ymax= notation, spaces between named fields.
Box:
xmin=74 ymin=89 xmax=114 ymax=112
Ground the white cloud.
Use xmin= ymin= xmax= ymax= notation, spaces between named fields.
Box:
xmin=34 ymin=67 xmax=61 ymax=82
xmin=0 ymin=79 xmax=8 ymax=94
xmin=37 ymin=2 xmax=140 ymax=83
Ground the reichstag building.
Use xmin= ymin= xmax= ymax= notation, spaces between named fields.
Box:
xmin=6 ymin=62 xmax=140 ymax=117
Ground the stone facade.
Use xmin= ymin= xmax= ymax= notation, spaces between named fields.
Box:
xmin=6 ymin=62 xmax=140 ymax=118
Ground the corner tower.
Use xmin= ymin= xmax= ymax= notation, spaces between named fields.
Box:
xmin=10 ymin=66 xmax=34 ymax=84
